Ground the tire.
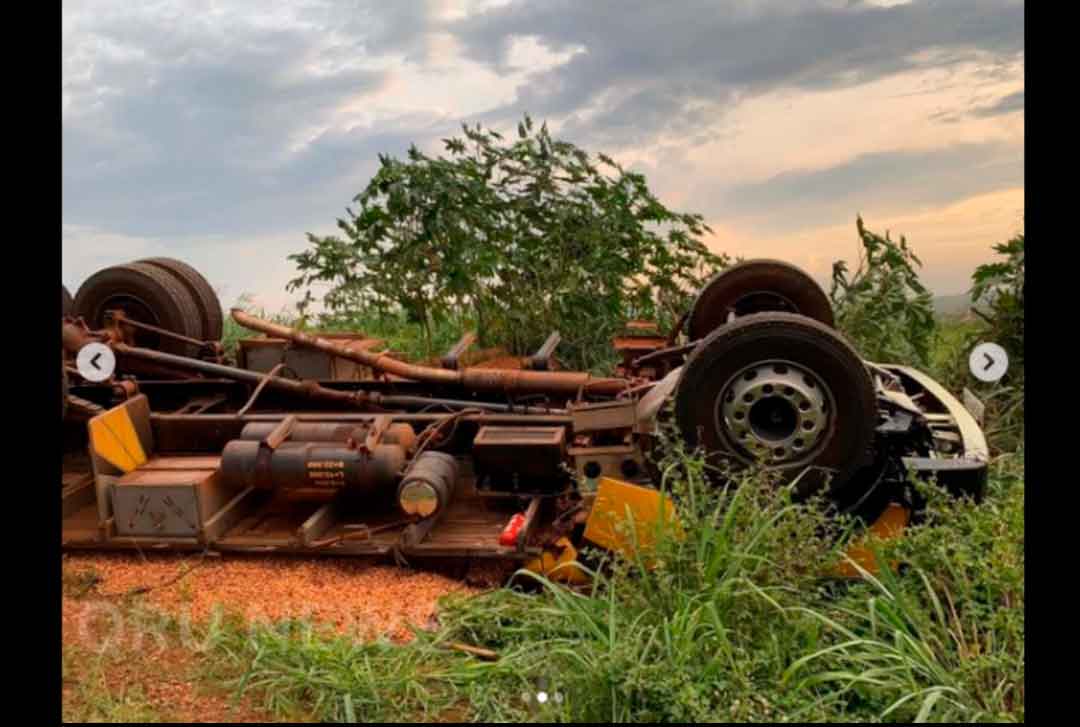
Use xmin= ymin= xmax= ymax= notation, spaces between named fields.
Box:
xmin=62 ymin=353 xmax=68 ymax=421
xmin=674 ymin=312 xmax=877 ymax=507
xmin=137 ymin=257 xmax=223 ymax=341
xmin=73 ymin=262 xmax=203 ymax=356
xmin=687 ymin=259 xmax=834 ymax=341
xmin=62 ymin=285 xmax=74 ymax=317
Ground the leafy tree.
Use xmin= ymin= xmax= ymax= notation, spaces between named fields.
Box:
xmin=971 ymin=233 xmax=1024 ymax=371
xmin=830 ymin=217 xmax=936 ymax=366
xmin=967 ymin=233 xmax=1024 ymax=450
xmin=287 ymin=114 xmax=727 ymax=370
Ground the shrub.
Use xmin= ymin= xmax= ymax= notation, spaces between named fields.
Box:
xmin=830 ymin=217 xmax=937 ymax=367
xmin=286 ymin=114 xmax=726 ymax=370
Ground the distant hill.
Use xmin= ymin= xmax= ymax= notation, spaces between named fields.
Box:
xmin=933 ymin=292 xmax=973 ymax=318
xmin=933 ymin=291 xmax=998 ymax=320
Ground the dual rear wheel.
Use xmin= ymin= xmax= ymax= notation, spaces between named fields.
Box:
xmin=71 ymin=258 xmax=222 ymax=355
xmin=674 ymin=261 xmax=878 ymax=510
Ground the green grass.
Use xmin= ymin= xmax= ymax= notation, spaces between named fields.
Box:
xmin=221 ymin=295 xmax=477 ymax=365
xmin=190 ymin=437 xmax=1022 ymax=723
xmin=62 ymin=646 xmax=164 ymax=723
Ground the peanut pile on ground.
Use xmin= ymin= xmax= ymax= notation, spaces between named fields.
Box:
xmin=62 ymin=552 xmax=483 ymax=641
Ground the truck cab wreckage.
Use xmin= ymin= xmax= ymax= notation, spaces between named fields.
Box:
xmin=61 ymin=258 xmax=989 ymax=581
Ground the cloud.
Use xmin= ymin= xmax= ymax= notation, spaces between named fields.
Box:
xmin=450 ymin=0 xmax=1024 ymax=146
xmin=702 ymin=187 xmax=1024 ymax=296
xmin=930 ymin=88 xmax=1024 ymax=123
xmin=62 ymin=224 xmax=320 ymax=313
xmin=718 ymin=141 xmax=1023 ymax=232
xmin=971 ymin=89 xmax=1025 ymax=118
xmin=63 ymin=1 xmax=445 ymax=239
xmin=62 ymin=0 xmax=1024 ymax=305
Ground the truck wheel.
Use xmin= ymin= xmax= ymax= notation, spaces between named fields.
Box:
xmin=687 ymin=259 xmax=834 ymax=340
xmin=137 ymin=257 xmax=223 ymax=341
xmin=62 ymin=285 xmax=74 ymax=317
xmin=674 ymin=312 xmax=876 ymax=506
xmin=62 ymin=354 xmax=68 ymax=421
xmin=73 ymin=262 xmax=203 ymax=356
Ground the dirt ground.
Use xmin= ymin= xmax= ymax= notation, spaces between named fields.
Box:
xmin=61 ymin=552 xmax=491 ymax=722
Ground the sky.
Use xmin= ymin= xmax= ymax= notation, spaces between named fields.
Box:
xmin=62 ymin=0 xmax=1024 ymax=312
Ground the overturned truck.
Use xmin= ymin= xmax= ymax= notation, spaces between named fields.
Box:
xmin=61 ymin=259 xmax=988 ymax=580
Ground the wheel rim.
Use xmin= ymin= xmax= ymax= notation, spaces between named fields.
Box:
xmin=99 ymin=294 xmax=164 ymax=349
xmin=715 ymin=359 xmax=833 ymax=466
xmin=687 ymin=260 xmax=835 ymax=340
xmin=730 ymin=291 xmax=798 ymax=318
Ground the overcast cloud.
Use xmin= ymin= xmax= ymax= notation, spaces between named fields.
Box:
xmin=62 ymin=0 xmax=1024 ymax=310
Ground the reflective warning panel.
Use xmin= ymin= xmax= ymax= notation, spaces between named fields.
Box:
xmin=583 ymin=476 xmax=681 ymax=558
xmin=88 ymin=397 xmax=149 ymax=473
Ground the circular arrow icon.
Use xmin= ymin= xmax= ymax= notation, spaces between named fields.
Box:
xmin=969 ymin=342 xmax=1008 ymax=383
xmin=76 ymin=342 xmax=116 ymax=383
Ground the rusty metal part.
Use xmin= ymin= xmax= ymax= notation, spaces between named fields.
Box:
xmin=111 ymin=341 xmax=375 ymax=409
xmin=631 ymin=340 xmax=699 ymax=368
xmin=105 ymin=309 xmax=210 ymax=350
xmin=568 ymin=443 xmax=646 ymax=483
xmin=231 ymin=309 xmax=629 ymax=398
xmin=63 ymin=318 xmax=214 ymax=381
xmin=613 ymin=320 xmax=672 ymax=378
xmin=65 ymin=394 xmax=106 ymax=418
xmin=526 ymin=331 xmax=561 ymax=370
xmin=307 ymin=518 xmax=416 ymax=549
xmin=366 ymin=394 xmax=567 ymax=415
xmin=105 ymin=309 xmax=225 ymax=363
xmin=149 ymin=412 xmax=574 ymax=454
xmin=239 ymin=334 xmax=385 ymax=380
xmin=381 ymin=422 xmax=419 ymax=450
xmin=398 ymin=452 xmax=458 ymax=518
xmin=473 ymin=426 xmax=568 ymax=492
xmin=240 ymin=421 xmax=357 ymax=442
xmin=569 ymin=400 xmax=637 ymax=434
xmin=62 ymin=319 xmax=107 ymax=354
xmin=441 ymin=331 xmax=477 ymax=370
xmin=612 ymin=336 xmax=668 ymax=358
xmin=634 ymin=368 xmax=682 ymax=432
xmin=355 ymin=415 xmax=392 ymax=453
xmin=172 ymin=394 xmax=228 ymax=415
xmin=239 ymin=421 xmax=417 ymax=450
xmin=220 ymin=439 xmax=406 ymax=494
xmin=113 ymin=380 xmax=140 ymax=399
xmin=237 ymin=363 xmax=288 ymax=416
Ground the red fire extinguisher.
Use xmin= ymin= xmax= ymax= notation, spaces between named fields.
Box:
xmin=499 ymin=512 xmax=527 ymax=546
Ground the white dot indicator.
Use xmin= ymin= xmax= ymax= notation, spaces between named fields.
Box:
xmin=536 ymin=691 xmax=549 ymax=704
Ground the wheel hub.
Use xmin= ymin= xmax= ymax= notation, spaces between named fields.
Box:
xmin=732 ymin=291 xmax=798 ymax=317
xmin=716 ymin=360 xmax=831 ymax=465
xmin=103 ymin=295 xmax=163 ymax=349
